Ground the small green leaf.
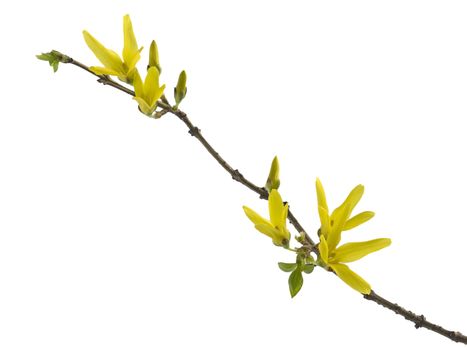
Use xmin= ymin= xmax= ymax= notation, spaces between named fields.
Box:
xmin=36 ymin=50 xmax=70 ymax=73
xmin=278 ymin=262 xmax=297 ymax=272
xmin=52 ymin=60 xmax=59 ymax=72
xmin=36 ymin=53 xmax=53 ymax=61
xmin=265 ymin=156 xmax=280 ymax=192
xmin=174 ymin=70 xmax=187 ymax=108
xmin=288 ymin=268 xmax=303 ymax=298
xmin=303 ymin=264 xmax=315 ymax=274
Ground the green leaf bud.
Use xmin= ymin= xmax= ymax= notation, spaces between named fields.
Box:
xmin=36 ymin=50 xmax=71 ymax=73
xmin=303 ymin=264 xmax=315 ymax=274
xmin=278 ymin=262 xmax=297 ymax=272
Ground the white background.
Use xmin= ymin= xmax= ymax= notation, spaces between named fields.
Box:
xmin=1 ymin=1 xmax=467 ymax=349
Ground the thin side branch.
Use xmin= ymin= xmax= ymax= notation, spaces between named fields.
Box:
xmin=365 ymin=291 xmax=467 ymax=344
xmin=53 ymin=52 xmax=467 ymax=345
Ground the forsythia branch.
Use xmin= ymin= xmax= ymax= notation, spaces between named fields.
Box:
xmin=41 ymin=51 xmax=467 ymax=346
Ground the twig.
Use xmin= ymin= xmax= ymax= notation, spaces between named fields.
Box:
xmin=365 ymin=291 xmax=467 ymax=344
xmin=51 ymin=52 xmax=467 ymax=345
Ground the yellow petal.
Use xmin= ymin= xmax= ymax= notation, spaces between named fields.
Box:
xmin=89 ymin=66 xmax=121 ymax=77
xmin=327 ymin=202 xmax=351 ymax=252
xmin=268 ymin=189 xmax=284 ymax=228
xmin=328 ymin=185 xmax=364 ymax=250
xmin=126 ymin=49 xmax=142 ymax=73
xmin=122 ymin=15 xmax=140 ymax=66
xmin=331 ymin=184 xmax=364 ymax=220
xmin=145 ymin=67 xmax=162 ymax=107
xmin=343 ymin=211 xmax=375 ymax=231
xmin=331 ymin=238 xmax=391 ymax=263
xmin=133 ymin=69 xmax=144 ymax=99
xmin=254 ymin=224 xmax=275 ymax=239
xmin=330 ymin=185 xmax=364 ymax=231
xmin=344 ymin=184 xmax=364 ymax=212
xmin=315 ymin=178 xmax=328 ymax=212
xmin=329 ymin=263 xmax=371 ymax=294
xmin=83 ymin=30 xmax=123 ymax=73
xmin=318 ymin=205 xmax=330 ymax=239
xmin=243 ymin=206 xmax=271 ymax=227
xmin=155 ymin=84 xmax=166 ymax=105
xmin=254 ymin=224 xmax=286 ymax=246
xmin=318 ymin=236 xmax=329 ymax=264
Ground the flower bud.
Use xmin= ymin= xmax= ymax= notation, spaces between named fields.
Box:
xmin=265 ymin=156 xmax=280 ymax=192
xmin=174 ymin=70 xmax=187 ymax=107
xmin=148 ymin=40 xmax=161 ymax=73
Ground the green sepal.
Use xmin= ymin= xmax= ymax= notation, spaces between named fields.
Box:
xmin=265 ymin=156 xmax=280 ymax=192
xmin=288 ymin=268 xmax=303 ymax=298
xmin=278 ymin=262 xmax=297 ymax=272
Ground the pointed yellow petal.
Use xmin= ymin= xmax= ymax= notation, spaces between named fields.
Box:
xmin=344 ymin=184 xmax=364 ymax=212
xmin=155 ymin=84 xmax=166 ymax=105
xmin=145 ymin=67 xmax=162 ymax=107
xmin=318 ymin=205 xmax=330 ymax=239
xmin=83 ymin=30 xmax=123 ymax=73
xmin=318 ymin=236 xmax=329 ymax=264
xmin=330 ymin=185 xmax=364 ymax=229
xmin=343 ymin=211 xmax=375 ymax=231
xmin=331 ymin=184 xmax=364 ymax=221
xmin=268 ymin=189 xmax=284 ymax=228
xmin=243 ymin=206 xmax=271 ymax=227
xmin=133 ymin=69 xmax=144 ymax=98
xmin=254 ymin=224 xmax=275 ymax=239
xmin=122 ymin=15 xmax=140 ymax=66
xmin=331 ymin=238 xmax=391 ymax=263
xmin=329 ymin=263 xmax=371 ymax=294
xmin=316 ymin=178 xmax=328 ymax=212
xmin=126 ymin=49 xmax=142 ymax=73
xmin=327 ymin=203 xmax=351 ymax=252
xmin=89 ymin=66 xmax=121 ymax=77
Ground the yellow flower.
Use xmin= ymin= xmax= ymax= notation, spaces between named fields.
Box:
xmin=243 ymin=189 xmax=291 ymax=246
xmin=316 ymin=178 xmax=391 ymax=294
xmin=133 ymin=67 xmax=166 ymax=116
xmin=83 ymin=14 xmax=142 ymax=83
